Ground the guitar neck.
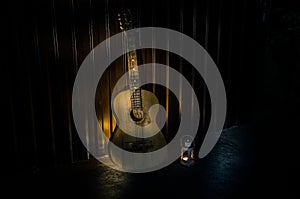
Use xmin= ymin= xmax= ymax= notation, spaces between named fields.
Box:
xmin=118 ymin=9 xmax=143 ymax=112
xmin=127 ymin=49 xmax=142 ymax=111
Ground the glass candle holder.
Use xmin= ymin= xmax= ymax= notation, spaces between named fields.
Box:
xmin=180 ymin=135 xmax=195 ymax=167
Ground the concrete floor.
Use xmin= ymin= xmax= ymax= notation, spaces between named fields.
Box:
xmin=10 ymin=126 xmax=266 ymax=199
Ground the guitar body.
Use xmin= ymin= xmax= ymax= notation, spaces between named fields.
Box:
xmin=109 ymin=89 xmax=167 ymax=169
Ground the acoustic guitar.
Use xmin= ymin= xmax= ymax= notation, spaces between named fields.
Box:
xmin=108 ymin=9 xmax=167 ymax=169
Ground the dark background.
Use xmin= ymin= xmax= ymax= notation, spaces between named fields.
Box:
xmin=6 ymin=0 xmax=300 ymax=198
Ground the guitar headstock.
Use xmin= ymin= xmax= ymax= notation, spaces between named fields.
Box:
xmin=117 ymin=9 xmax=135 ymax=31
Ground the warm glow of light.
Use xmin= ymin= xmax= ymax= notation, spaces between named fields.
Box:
xmin=102 ymin=120 xmax=111 ymax=138
xmin=182 ymin=156 xmax=189 ymax=161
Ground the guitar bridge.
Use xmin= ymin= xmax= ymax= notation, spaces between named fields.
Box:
xmin=124 ymin=140 xmax=154 ymax=152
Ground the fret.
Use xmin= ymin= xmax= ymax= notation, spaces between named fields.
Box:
xmin=133 ymin=91 xmax=141 ymax=94
xmin=131 ymin=98 xmax=141 ymax=102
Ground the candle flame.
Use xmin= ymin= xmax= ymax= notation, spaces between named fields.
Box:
xmin=182 ymin=156 xmax=189 ymax=161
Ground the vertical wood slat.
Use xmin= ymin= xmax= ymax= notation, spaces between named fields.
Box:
xmin=32 ymin=2 xmax=50 ymax=167
xmin=224 ymin=0 xmax=235 ymax=128
xmin=235 ymin=0 xmax=247 ymax=125
xmin=165 ymin=0 xmax=170 ymax=140
xmin=179 ymin=1 xmax=184 ymax=109
xmin=202 ymin=0 xmax=209 ymax=132
xmin=49 ymin=0 xmax=58 ymax=166
xmin=86 ymin=0 xmax=94 ymax=161
xmin=191 ymin=0 xmax=197 ymax=131
xmin=9 ymin=76 xmax=19 ymax=171
xmin=214 ymin=0 xmax=222 ymax=129
xmin=69 ymin=0 xmax=77 ymax=163
xmin=104 ymin=0 xmax=112 ymax=139
xmin=27 ymin=63 xmax=39 ymax=168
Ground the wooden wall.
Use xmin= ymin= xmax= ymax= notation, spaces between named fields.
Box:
xmin=7 ymin=0 xmax=268 ymax=172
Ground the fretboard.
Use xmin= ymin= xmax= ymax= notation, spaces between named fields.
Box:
xmin=117 ymin=9 xmax=143 ymax=112
xmin=127 ymin=50 xmax=142 ymax=111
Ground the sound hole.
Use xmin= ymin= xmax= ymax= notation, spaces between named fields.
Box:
xmin=130 ymin=109 xmax=144 ymax=122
